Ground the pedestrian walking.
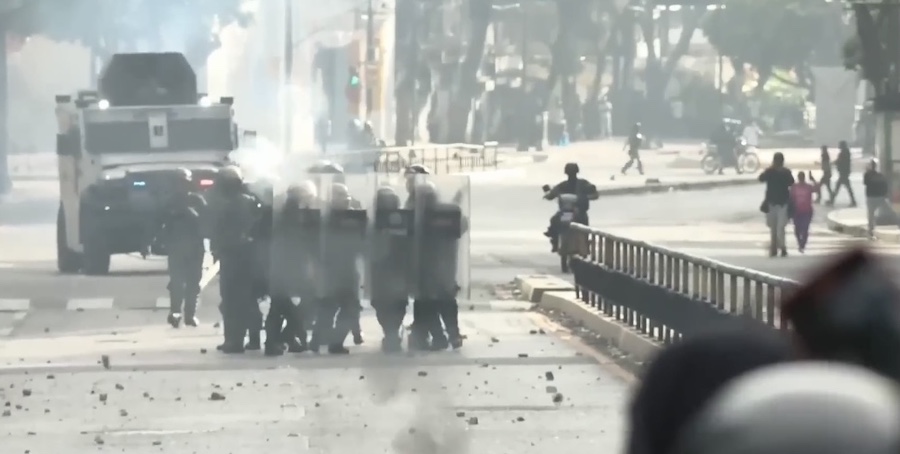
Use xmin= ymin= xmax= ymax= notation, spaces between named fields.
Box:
xmin=863 ymin=158 xmax=900 ymax=239
xmin=815 ymin=145 xmax=834 ymax=203
xmin=789 ymin=171 xmax=815 ymax=253
xmin=759 ymin=152 xmax=794 ymax=257
xmin=828 ymin=140 xmax=857 ymax=207
xmin=621 ymin=123 xmax=644 ymax=175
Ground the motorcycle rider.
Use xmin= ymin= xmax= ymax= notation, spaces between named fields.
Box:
xmin=210 ymin=165 xmax=263 ymax=353
xmin=370 ymin=186 xmax=412 ymax=353
xmin=161 ymin=168 xmax=207 ymax=328
xmin=311 ymin=183 xmax=366 ymax=354
xmin=620 ymin=123 xmax=644 ymax=175
xmin=711 ymin=121 xmax=740 ymax=174
xmin=264 ymin=182 xmax=317 ymax=356
xmin=543 ymin=163 xmax=600 ymax=252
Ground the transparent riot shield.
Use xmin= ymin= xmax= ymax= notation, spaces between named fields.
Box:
xmin=268 ymin=167 xmax=322 ymax=339
xmin=365 ymin=174 xmax=414 ymax=306
xmin=411 ymin=174 xmax=471 ymax=301
xmin=316 ymin=173 xmax=368 ymax=310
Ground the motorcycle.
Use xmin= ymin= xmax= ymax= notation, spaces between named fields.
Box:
xmin=700 ymin=138 xmax=761 ymax=174
xmin=543 ymin=186 xmax=590 ymax=273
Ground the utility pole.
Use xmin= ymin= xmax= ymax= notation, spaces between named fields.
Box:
xmin=366 ymin=0 xmax=375 ymax=121
xmin=410 ymin=1 xmax=420 ymax=145
xmin=283 ymin=0 xmax=294 ymax=153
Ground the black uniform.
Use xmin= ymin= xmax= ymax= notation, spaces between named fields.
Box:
xmin=409 ymin=195 xmax=467 ymax=351
xmin=311 ymin=199 xmax=366 ymax=354
xmin=829 ymin=141 xmax=857 ymax=206
xmin=370 ymin=188 xmax=411 ymax=352
xmin=211 ymin=186 xmax=262 ymax=353
xmin=162 ymin=190 xmax=207 ymax=327
xmin=621 ymin=125 xmax=644 ymax=175
xmin=264 ymin=197 xmax=315 ymax=355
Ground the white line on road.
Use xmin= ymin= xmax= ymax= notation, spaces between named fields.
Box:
xmin=66 ymin=298 xmax=115 ymax=311
xmin=0 ymin=299 xmax=30 ymax=312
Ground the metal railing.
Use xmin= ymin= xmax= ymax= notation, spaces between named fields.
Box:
xmin=372 ymin=142 xmax=500 ymax=174
xmin=569 ymin=223 xmax=800 ymax=345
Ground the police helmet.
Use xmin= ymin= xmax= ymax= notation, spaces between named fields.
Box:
xmin=218 ymin=165 xmax=243 ymax=183
xmin=404 ymin=164 xmax=431 ymax=175
xmin=673 ymin=362 xmax=900 ymax=454
xmin=375 ymin=186 xmax=400 ymax=209
xmin=308 ymin=160 xmax=345 ymax=175
xmin=564 ymin=162 xmax=579 ymax=175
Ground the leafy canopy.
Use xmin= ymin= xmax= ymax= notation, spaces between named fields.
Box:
xmin=701 ymin=0 xmax=833 ymax=69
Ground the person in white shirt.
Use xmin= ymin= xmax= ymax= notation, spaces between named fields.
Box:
xmin=742 ymin=121 xmax=761 ymax=149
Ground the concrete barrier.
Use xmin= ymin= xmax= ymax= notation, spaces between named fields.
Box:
xmin=515 ymin=274 xmax=662 ymax=364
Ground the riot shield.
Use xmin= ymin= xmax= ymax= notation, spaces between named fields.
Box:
xmin=410 ymin=174 xmax=471 ymax=301
xmin=316 ymin=173 xmax=368 ymax=304
xmin=268 ymin=169 xmax=322 ymax=340
xmin=365 ymin=175 xmax=414 ymax=306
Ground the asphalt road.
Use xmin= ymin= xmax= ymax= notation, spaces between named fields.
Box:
xmin=0 ymin=148 xmax=853 ymax=337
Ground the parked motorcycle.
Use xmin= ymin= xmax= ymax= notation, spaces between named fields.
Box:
xmin=543 ymin=186 xmax=590 ymax=273
xmin=700 ymin=138 xmax=761 ymax=174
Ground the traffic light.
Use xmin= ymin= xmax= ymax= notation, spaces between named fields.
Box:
xmin=346 ymin=67 xmax=362 ymax=114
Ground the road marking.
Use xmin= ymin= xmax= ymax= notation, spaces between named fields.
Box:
xmin=0 ymin=298 xmax=30 ymax=312
xmin=66 ymin=298 xmax=115 ymax=311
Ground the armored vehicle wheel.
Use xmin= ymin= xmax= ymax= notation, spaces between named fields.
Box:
xmin=56 ymin=205 xmax=81 ymax=274
xmin=82 ymin=231 xmax=111 ymax=275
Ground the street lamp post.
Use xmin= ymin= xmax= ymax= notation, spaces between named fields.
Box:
xmin=283 ymin=0 xmax=294 ymax=153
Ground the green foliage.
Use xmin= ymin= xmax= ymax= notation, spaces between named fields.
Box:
xmin=701 ymin=0 xmax=834 ymax=70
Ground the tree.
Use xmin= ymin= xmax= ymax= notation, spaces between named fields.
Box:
xmin=701 ymin=0 xmax=836 ymax=92
xmin=0 ymin=0 xmax=250 ymax=192
xmin=638 ymin=5 xmax=704 ymax=139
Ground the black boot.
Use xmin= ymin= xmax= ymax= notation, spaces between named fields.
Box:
xmin=328 ymin=344 xmax=350 ymax=354
xmin=167 ymin=312 xmax=182 ymax=328
xmin=244 ymin=330 xmax=261 ymax=351
xmin=286 ymin=338 xmax=307 ymax=353
xmin=264 ymin=342 xmax=285 ymax=356
xmin=183 ymin=299 xmax=199 ymax=327
xmin=381 ymin=336 xmax=402 ymax=353
xmin=220 ymin=342 xmax=245 ymax=354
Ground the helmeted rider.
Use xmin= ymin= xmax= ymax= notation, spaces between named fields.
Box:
xmin=543 ymin=162 xmax=599 ymax=252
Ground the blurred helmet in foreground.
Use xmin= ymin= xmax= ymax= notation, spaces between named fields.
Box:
xmin=673 ymin=362 xmax=900 ymax=454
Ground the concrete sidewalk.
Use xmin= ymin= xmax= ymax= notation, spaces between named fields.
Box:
xmin=667 ymin=147 xmax=870 ymax=173
xmin=826 ymin=206 xmax=900 ymax=243
xmin=0 ymin=303 xmax=630 ymax=453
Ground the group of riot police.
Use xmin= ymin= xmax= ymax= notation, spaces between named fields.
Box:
xmin=158 ymin=160 xmax=468 ymax=356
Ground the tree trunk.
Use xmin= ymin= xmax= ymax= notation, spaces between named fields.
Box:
xmin=445 ymin=0 xmax=491 ymax=143
xmin=638 ymin=8 xmax=701 ymax=139
xmin=0 ymin=24 xmax=9 ymax=194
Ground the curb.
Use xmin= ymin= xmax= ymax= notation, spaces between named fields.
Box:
xmin=514 ymin=274 xmax=661 ymax=364
xmin=825 ymin=210 xmax=900 ymax=243
xmin=596 ymin=177 xmax=757 ymax=197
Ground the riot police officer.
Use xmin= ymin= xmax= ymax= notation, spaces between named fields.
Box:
xmin=210 ymin=165 xmax=262 ymax=353
xmin=370 ymin=186 xmax=411 ymax=352
xmin=264 ymin=181 xmax=317 ymax=356
xmin=161 ymin=168 xmax=207 ymax=328
xmin=409 ymin=181 xmax=463 ymax=351
xmin=307 ymin=161 xmax=364 ymax=344
xmin=311 ymin=183 xmax=366 ymax=354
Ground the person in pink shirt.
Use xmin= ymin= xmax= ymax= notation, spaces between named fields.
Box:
xmin=790 ymin=171 xmax=816 ymax=252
